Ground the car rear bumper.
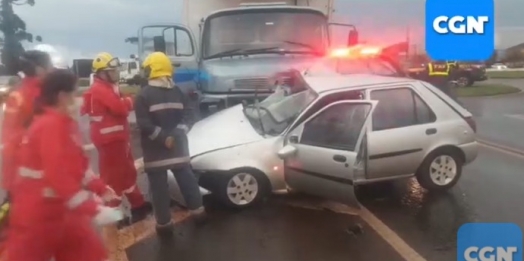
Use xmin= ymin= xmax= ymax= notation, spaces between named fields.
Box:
xmin=459 ymin=141 xmax=479 ymax=165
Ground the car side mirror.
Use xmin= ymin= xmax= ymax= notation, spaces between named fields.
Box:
xmin=277 ymin=145 xmax=297 ymax=159
xmin=347 ymin=30 xmax=359 ymax=47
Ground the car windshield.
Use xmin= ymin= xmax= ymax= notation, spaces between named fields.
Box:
xmin=203 ymin=10 xmax=328 ymax=58
xmin=243 ymin=84 xmax=317 ymax=136
xmin=305 ymin=56 xmax=405 ymax=77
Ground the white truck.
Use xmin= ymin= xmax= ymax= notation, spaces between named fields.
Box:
xmin=119 ymin=58 xmax=140 ymax=84
xmin=136 ymin=0 xmax=358 ymax=114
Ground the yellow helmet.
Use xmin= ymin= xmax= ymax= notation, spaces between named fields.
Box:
xmin=142 ymin=52 xmax=173 ymax=79
xmin=92 ymin=52 xmax=120 ymax=72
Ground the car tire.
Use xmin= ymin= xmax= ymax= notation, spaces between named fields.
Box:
xmin=415 ymin=149 xmax=463 ymax=192
xmin=456 ymin=75 xmax=471 ymax=87
xmin=215 ymin=169 xmax=271 ymax=209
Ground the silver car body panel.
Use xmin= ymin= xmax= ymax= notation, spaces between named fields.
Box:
xmin=188 ymin=74 xmax=478 ymax=205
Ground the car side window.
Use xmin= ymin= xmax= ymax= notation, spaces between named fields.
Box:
xmin=370 ymin=88 xmax=436 ymax=131
xmin=300 ymin=103 xmax=371 ymax=151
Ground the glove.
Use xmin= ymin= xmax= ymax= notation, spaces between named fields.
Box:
xmin=94 ymin=206 xmax=124 ymax=226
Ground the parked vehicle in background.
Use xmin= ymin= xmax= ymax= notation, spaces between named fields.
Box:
xmin=188 ymin=67 xmax=478 ymax=209
xmin=491 ymin=63 xmax=508 ymax=70
xmin=119 ymin=58 xmax=140 ymax=84
xmin=453 ymin=63 xmax=488 ymax=87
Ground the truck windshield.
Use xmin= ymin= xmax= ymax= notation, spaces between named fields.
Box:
xmin=243 ymin=85 xmax=317 ymax=136
xmin=203 ymin=10 xmax=328 ymax=59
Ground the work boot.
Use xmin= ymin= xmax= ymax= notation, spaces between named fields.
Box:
xmin=155 ymin=221 xmax=174 ymax=239
xmin=190 ymin=207 xmax=208 ymax=226
xmin=130 ymin=202 xmax=152 ymax=224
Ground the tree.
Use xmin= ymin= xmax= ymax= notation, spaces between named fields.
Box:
xmin=0 ymin=0 xmax=43 ymax=75
xmin=125 ymin=36 xmax=138 ymax=44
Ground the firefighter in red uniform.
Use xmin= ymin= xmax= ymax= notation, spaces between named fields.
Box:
xmin=1 ymin=50 xmax=53 ymax=194
xmin=81 ymin=52 xmax=149 ymax=222
xmin=7 ymin=69 xmax=123 ymax=261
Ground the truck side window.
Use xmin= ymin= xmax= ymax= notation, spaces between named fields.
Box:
xmin=175 ymin=29 xmax=194 ymax=56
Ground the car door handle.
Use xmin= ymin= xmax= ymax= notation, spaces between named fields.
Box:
xmin=333 ymin=155 xmax=347 ymax=163
xmin=426 ymin=128 xmax=437 ymax=135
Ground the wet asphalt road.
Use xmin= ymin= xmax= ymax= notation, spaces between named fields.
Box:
xmin=2 ymin=82 xmax=524 ymax=260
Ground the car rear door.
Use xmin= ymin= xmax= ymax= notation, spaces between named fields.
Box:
xmin=280 ymin=100 xmax=377 ymax=209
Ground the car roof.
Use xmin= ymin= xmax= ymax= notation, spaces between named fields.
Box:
xmin=302 ymin=74 xmax=418 ymax=93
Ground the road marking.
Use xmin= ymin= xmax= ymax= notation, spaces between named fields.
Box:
xmin=504 ymin=114 xmax=524 ymax=121
xmin=282 ymin=198 xmax=427 ymax=261
xmin=478 ymin=139 xmax=524 ymax=159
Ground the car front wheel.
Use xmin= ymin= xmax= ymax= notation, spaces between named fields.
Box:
xmin=416 ymin=150 xmax=463 ymax=192
xmin=216 ymin=170 xmax=270 ymax=209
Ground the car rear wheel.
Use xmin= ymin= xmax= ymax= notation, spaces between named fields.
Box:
xmin=456 ymin=75 xmax=473 ymax=87
xmin=416 ymin=150 xmax=463 ymax=192
xmin=216 ymin=170 xmax=270 ymax=209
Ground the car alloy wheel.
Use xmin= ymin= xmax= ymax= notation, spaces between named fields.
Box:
xmin=415 ymin=149 xmax=463 ymax=192
xmin=428 ymin=155 xmax=457 ymax=186
xmin=226 ymin=172 xmax=259 ymax=206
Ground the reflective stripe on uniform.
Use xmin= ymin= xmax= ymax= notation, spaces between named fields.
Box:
xmin=89 ymin=116 xmax=103 ymax=122
xmin=144 ymin=156 xmax=191 ymax=168
xmin=149 ymin=102 xmax=183 ymax=112
xmin=19 ymin=167 xmax=43 ymax=179
xmin=82 ymin=169 xmax=97 ymax=186
xmin=67 ymin=190 xmax=90 ymax=209
xmin=149 ymin=126 xmax=161 ymax=140
xmin=100 ymin=125 xmax=124 ymax=134
xmin=177 ymin=124 xmax=188 ymax=133
xmin=122 ymin=185 xmax=136 ymax=194
xmin=428 ymin=63 xmax=450 ymax=76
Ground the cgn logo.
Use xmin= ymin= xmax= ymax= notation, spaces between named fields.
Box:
xmin=425 ymin=0 xmax=495 ymax=61
xmin=458 ymin=223 xmax=522 ymax=261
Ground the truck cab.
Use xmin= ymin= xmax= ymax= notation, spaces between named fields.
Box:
xmin=137 ymin=0 xmax=357 ymax=115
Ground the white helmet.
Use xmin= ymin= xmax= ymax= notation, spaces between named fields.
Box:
xmin=33 ymin=44 xmax=69 ymax=69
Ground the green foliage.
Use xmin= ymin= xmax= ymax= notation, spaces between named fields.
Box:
xmin=0 ymin=0 xmax=42 ymax=75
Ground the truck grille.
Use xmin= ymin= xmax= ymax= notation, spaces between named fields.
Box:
xmin=233 ymin=77 xmax=292 ymax=90
xmin=234 ymin=78 xmax=269 ymax=90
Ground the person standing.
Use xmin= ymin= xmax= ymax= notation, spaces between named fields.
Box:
xmin=81 ymin=52 xmax=150 ymax=223
xmin=134 ymin=52 xmax=205 ymax=238
xmin=7 ymin=69 xmax=123 ymax=261
xmin=1 ymin=50 xmax=53 ymax=195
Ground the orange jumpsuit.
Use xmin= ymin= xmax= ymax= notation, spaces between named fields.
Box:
xmin=81 ymin=77 xmax=144 ymax=208
xmin=7 ymin=108 xmax=107 ymax=261
xmin=1 ymin=77 xmax=41 ymax=192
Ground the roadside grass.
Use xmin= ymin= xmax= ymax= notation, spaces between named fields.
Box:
xmin=457 ymin=84 xmax=521 ymax=97
xmin=486 ymin=70 xmax=524 ymax=79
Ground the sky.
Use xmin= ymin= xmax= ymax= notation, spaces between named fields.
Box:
xmin=14 ymin=0 xmax=524 ymax=63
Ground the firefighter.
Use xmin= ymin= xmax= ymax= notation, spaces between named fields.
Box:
xmin=81 ymin=52 xmax=150 ymax=223
xmin=1 ymin=50 xmax=53 ymax=195
xmin=7 ymin=69 xmax=123 ymax=261
xmin=135 ymin=52 xmax=206 ymax=238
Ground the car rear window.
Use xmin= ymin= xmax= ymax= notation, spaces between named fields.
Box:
xmin=420 ymin=82 xmax=472 ymax=117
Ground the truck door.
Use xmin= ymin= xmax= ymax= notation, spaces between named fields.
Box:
xmin=138 ymin=24 xmax=199 ymax=97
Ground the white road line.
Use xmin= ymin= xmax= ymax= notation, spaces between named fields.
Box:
xmin=478 ymin=139 xmax=524 ymax=159
xmin=504 ymin=114 xmax=524 ymax=121
xmin=282 ymin=199 xmax=427 ymax=261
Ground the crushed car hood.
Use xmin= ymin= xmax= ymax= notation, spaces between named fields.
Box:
xmin=188 ymin=105 xmax=264 ymax=157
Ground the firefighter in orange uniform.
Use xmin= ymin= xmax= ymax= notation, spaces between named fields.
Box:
xmin=7 ymin=69 xmax=123 ymax=261
xmin=1 ymin=50 xmax=53 ymax=194
xmin=81 ymin=52 xmax=149 ymax=222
